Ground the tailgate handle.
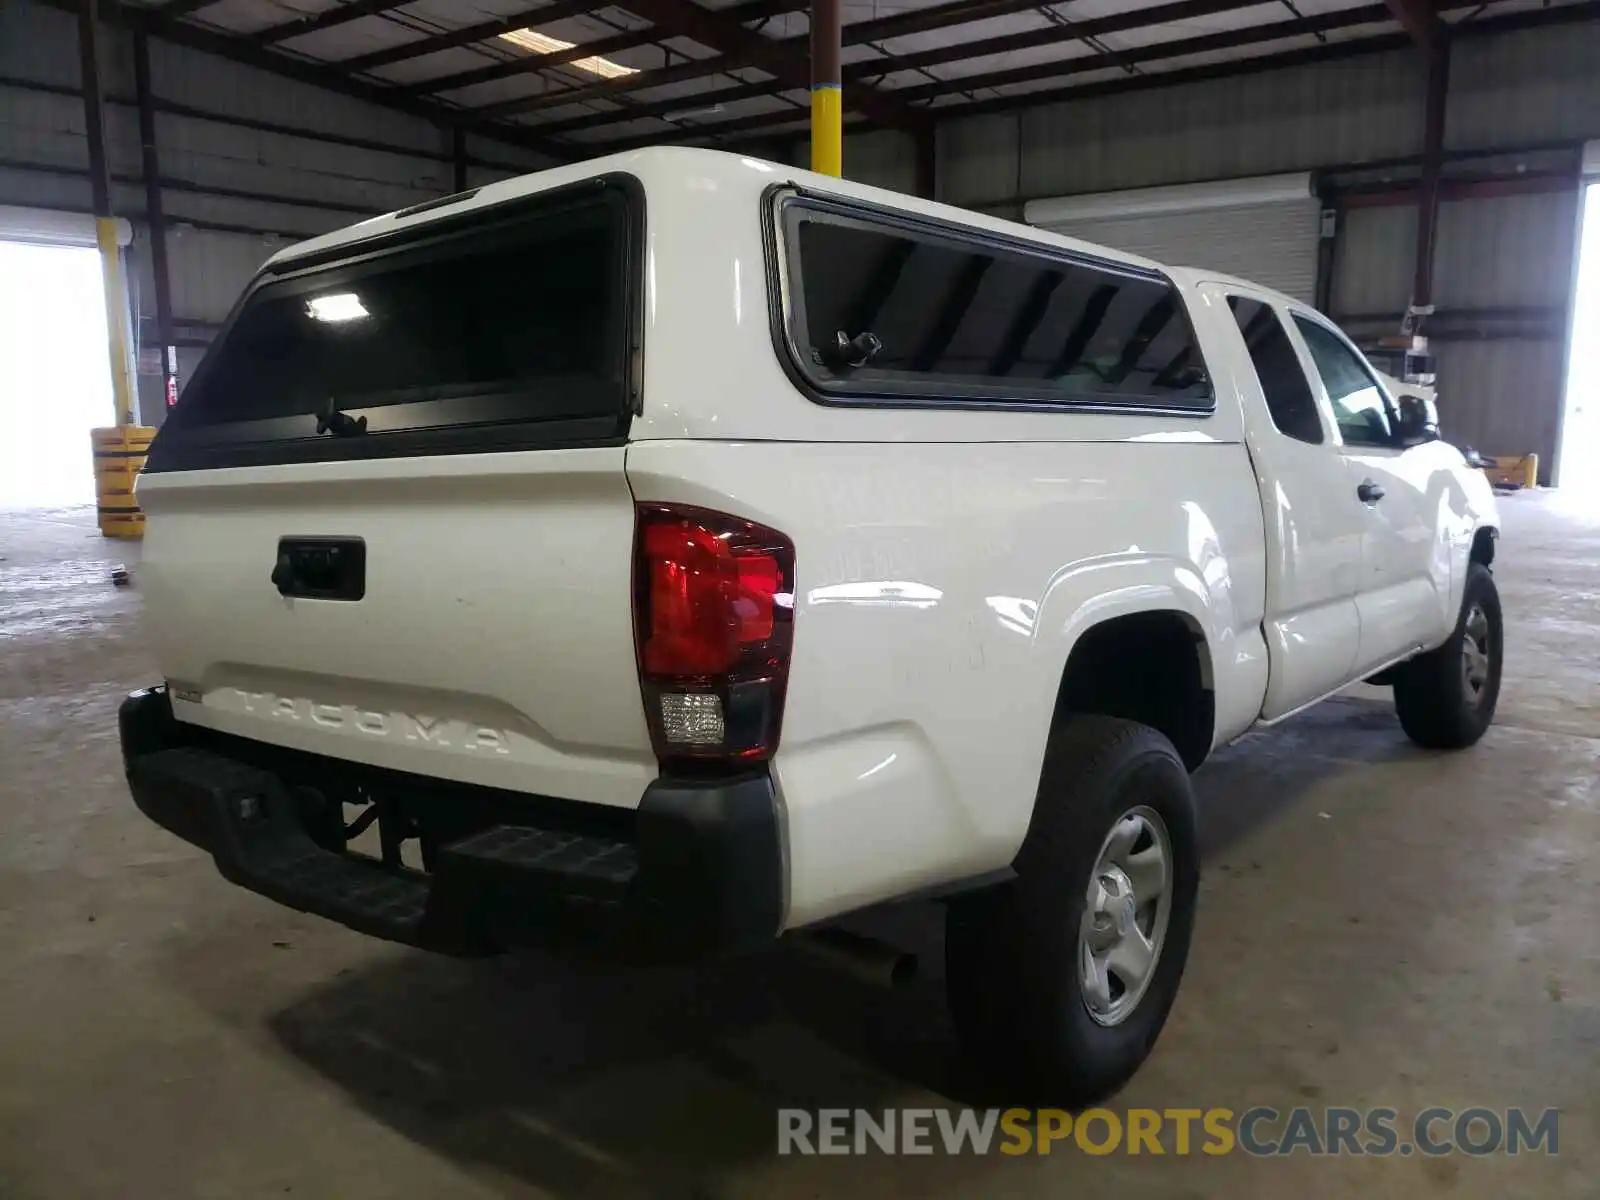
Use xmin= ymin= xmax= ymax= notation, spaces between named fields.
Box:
xmin=271 ymin=538 xmax=366 ymax=601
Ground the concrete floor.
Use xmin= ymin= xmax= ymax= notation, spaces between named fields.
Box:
xmin=1 ymin=493 xmax=1596 ymax=1198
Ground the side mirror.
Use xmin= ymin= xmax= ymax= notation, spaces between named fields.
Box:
xmin=1395 ymin=393 xmax=1439 ymax=445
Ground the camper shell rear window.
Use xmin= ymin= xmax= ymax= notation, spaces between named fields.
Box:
xmin=147 ymin=175 xmax=642 ymax=472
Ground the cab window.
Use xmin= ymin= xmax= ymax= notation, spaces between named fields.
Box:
xmin=1292 ymin=316 xmax=1397 ymax=448
xmin=1227 ymin=297 xmax=1323 ymax=444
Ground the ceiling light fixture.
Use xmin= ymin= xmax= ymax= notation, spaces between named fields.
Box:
xmin=499 ymin=29 xmax=638 ymax=79
xmin=661 ymin=103 xmax=726 ymax=122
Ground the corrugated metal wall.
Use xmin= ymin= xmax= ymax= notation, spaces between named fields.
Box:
xmin=0 ymin=2 xmax=553 ymax=423
xmin=1331 ymin=205 xmax=1416 ymax=317
xmin=780 ymin=128 xmax=920 ymax=196
xmin=837 ymin=129 xmax=919 ymax=195
xmin=1435 ymin=339 xmax=1569 ymax=470
xmin=941 ymin=113 xmax=1023 ymax=216
xmin=939 ymin=21 xmax=1600 ymax=210
xmin=1432 ymin=190 xmax=1578 ymax=310
xmin=1430 ymin=189 xmax=1578 ymax=472
xmin=935 ymin=18 xmax=1600 ymax=480
xmin=1448 ymin=22 xmax=1600 ymax=150
xmin=1009 ymin=49 xmax=1424 ymax=207
xmin=2 ymin=0 xmax=1597 ymax=464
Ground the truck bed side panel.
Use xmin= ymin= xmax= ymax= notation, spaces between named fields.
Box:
xmin=625 ymin=438 xmax=1267 ymax=926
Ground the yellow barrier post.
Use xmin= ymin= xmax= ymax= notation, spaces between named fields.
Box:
xmin=92 ymin=426 xmax=154 ymax=539
xmin=1481 ymin=454 xmax=1539 ymax=490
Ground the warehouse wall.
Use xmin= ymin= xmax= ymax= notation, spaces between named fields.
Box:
xmin=921 ymin=14 xmax=1600 ymax=479
xmin=3 ymin=0 xmax=1594 ymax=470
xmin=940 ymin=48 xmax=1425 ymax=213
xmin=932 ymin=18 xmax=1600 ymax=212
xmin=0 ymin=1 xmax=553 ymax=423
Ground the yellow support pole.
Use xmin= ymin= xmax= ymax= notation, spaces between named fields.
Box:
xmin=809 ymin=0 xmax=842 ymax=177
xmin=95 ymin=217 xmax=137 ymax=427
xmin=810 ymin=85 xmax=843 ymax=177
xmin=78 ymin=0 xmax=137 ymax=429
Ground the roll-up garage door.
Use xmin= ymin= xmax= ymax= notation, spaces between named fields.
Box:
xmin=0 ymin=205 xmax=132 ymax=248
xmin=1024 ymin=173 xmax=1320 ymax=302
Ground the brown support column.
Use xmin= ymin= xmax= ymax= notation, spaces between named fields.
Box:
xmin=133 ymin=31 xmax=179 ymax=411
xmin=1314 ymin=201 xmax=1338 ymax=315
xmin=1413 ymin=31 xmax=1450 ymax=315
xmin=914 ymin=125 xmax=936 ymax=199
xmin=810 ymin=0 xmax=841 ymax=176
xmin=452 ymin=127 xmax=469 ymax=193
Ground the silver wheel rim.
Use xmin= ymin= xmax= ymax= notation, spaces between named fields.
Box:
xmin=1079 ymin=805 xmax=1173 ymax=1027
xmin=1461 ymin=601 xmax=1492 ymax=704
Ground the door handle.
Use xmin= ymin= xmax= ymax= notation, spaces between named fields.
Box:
xmin=1357 ymin=479 xmax=1385 ymax=503
xmin=270 ymin=538 xmax=366 ymax=600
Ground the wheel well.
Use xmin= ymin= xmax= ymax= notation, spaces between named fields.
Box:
xmin=1053 ymin=612 xmax=1214 ymax=771
xmin=1471 ymin=526 xmax=1497 ymax=567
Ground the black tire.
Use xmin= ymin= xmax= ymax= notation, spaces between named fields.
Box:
xmin=945 ymin=714 xmax=1199 ymax=1107
xmin=1392 ymin=561 xmax=1503 ymax=749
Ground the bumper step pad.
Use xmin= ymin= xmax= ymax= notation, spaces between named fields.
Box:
xmin=127 ymin=747 xmax=646 ymax=955
xmin=119 ymin=685 xmax=784 ymax=962
xmin=446 ymin=825 xmax=639 ymax=887
xmin=128 ymin=746 xmax=466 ymax=948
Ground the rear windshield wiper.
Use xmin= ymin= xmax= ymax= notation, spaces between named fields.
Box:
xmin=315 ymin=399 xmax=368 ymax=437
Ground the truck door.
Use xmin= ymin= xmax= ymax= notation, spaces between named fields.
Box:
xmin=1287 ymin=313 xmax=1445 ymax=671
xmin=1203 ymin=285 xmax=1363 ymax=719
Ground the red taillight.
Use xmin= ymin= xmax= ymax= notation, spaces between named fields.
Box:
xmin=633 ymin=504 xmax=794 ymax=765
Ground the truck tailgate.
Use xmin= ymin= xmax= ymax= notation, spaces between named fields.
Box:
xmin=136 ymin=448 xmax=656 ymax=809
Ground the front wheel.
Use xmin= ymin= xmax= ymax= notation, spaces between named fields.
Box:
xmin=945 ymin=715 xmax=1199 ymax=1106
xmin=1393 ymin=561 xmax=1503 ymax=749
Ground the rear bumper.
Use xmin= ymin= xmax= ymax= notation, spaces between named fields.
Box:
xmin=119 ymin=686 xmax=785 ymax=961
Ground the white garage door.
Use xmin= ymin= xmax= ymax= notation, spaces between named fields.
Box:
xmin=1024 ymin=174 xmax=1321 ymax=303
xmin=0 ymin=205 xmax=132 ymax=248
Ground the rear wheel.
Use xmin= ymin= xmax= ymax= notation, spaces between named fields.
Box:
xmin=946 ymin=715 xmax=1198 ymax=1106
xmin=1393 ymin=561 xmax=1502 ymax=749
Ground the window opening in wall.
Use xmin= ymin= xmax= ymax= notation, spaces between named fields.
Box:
xmin=0 ymin=241 xmax=113 ymax=509
xmin=1558 ymin=182 xmax=1600 ymax=488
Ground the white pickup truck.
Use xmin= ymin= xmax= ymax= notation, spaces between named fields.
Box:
xmin=119 ymin=147 xmax=1501 ymax=1104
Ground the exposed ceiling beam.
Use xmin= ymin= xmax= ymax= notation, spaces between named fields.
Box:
xmin=337 ymin=0 xmax=626 ymax=73
xmin=845 ymin=0 xmax=1264 ymax=84
xmin=470 ymin=0 xmax=1060 ymax=120
xmin=1337 ymin=171 xmax=1575 ymax=209
xmin=532 ymin=0 xmax=1262 ymax=139
xmin=405 ymin=0 xmax=811 ymax=98
xmin=1384 ymin=0 xmax=1437 ymax=47
xmin=475 ymin=44 xmax=782 ymax=117
xmin=417 ymin=29 xmax=661 ymax=96
xmin=531 ymin=80 xmax=795 ymax=138
xmin=947 ymin=0 xmax=1600 ymax=119
xmin=571 ymin=0 xmax=927 ymax=133
xmin=600 ymin=30 xmax=1416 ymax=151
xmin=887 ymin=1 xmax=1417 ymax=105
xmin=634 ymin=0 xmax=1600 ymax=152
xmin=592 ymin=104 xmax=811 ymax=150
xmin=0 ymin=71 xmax=535 ymax=172
xmin=157 ymin=0 xmax=224 ymax=16
xmin=40 ymin=0 xmax=570 ymax=160
xmin=252 ymin=0 xmax=422 ymax=48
